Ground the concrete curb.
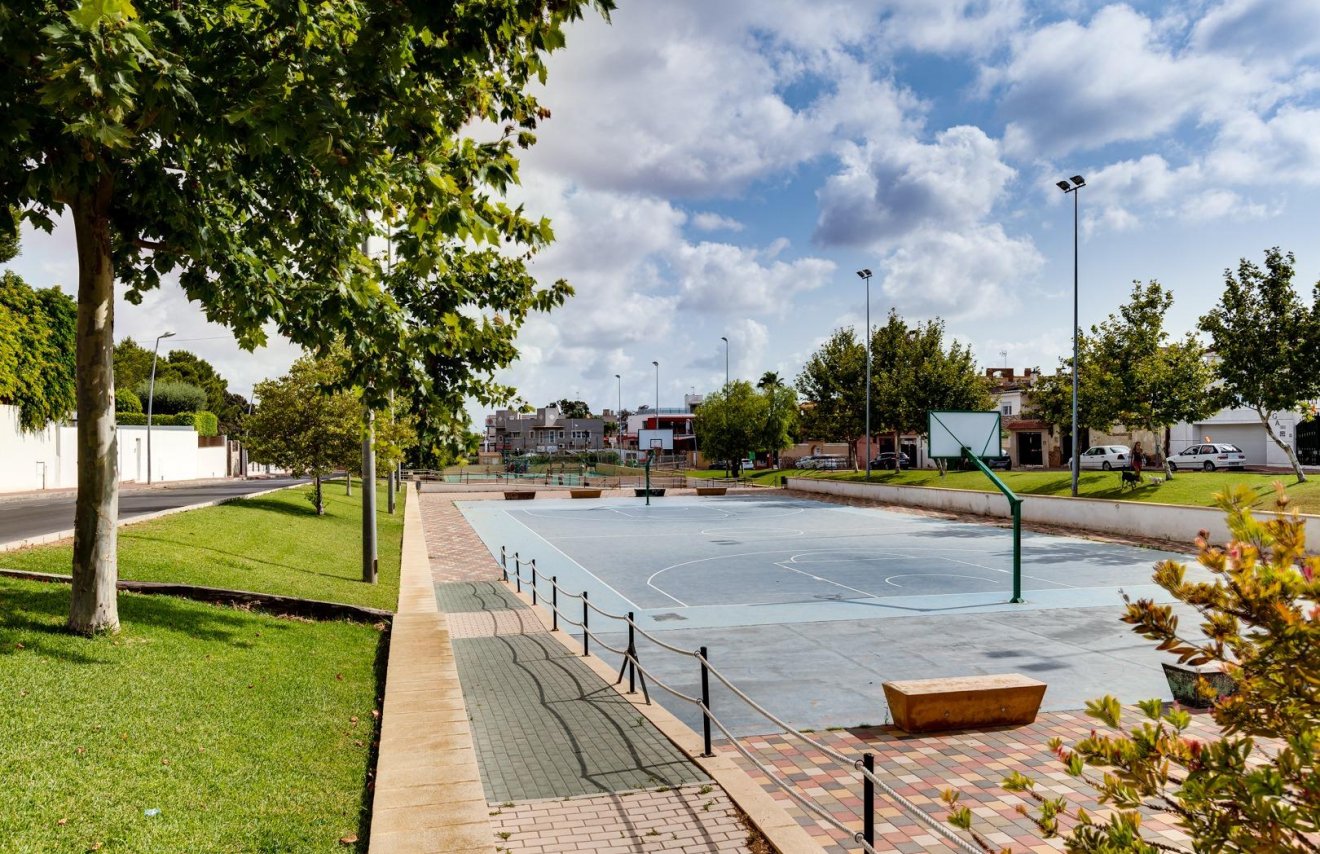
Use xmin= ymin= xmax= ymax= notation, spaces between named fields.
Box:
xmin=0 ymin=484 xmax=291 ymax=554
xmin=499 ymin=580 xmax=826 ymax=854
xmin=369 ymin=486 xmax=495 ymax=853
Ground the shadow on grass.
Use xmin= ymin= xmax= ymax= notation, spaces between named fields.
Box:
xmin=227 ymin=496 xmax=324 ymax=519
xmin=0 ymin=581 xmax=271 ymax=661
xmin=121 ymin=534 xmax=352 ymax=583
xmin=354 ymin=624 xmax=391 ymax=853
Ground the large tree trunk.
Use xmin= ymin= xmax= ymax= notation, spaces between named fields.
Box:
xmin=1259 ymin=410 xmax=1306 ymax=483
xmin=68 ymin=183 xmax=120 ymax=635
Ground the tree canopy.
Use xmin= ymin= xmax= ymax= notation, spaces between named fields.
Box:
xmin=695 ymin=380 xmax=797 ymax=475
xmin=1031 ymin=281 xmax=1216 ymax=453
xmin=1198 ymin=248 xmax=1320 ymax=481
xmin=555 ymin=399 xmax=592 ymax=419
xmin=796 ymin=328 xmax=867 ymax=466
xmin=0 ymin=271 xmax=77 ymax=431
xmin=1 ymin=0 xmax=612 ymax=633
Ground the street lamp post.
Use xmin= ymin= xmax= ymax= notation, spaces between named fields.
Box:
xmin=720 ymin=336 xmax=729 ymax=389
xmin=652 ymin=361 xmax=659 ymax=415
xmin=146 ymin=330 xmax=175 ymax=485
xmin=1056 ymin=175 xmax=1086 ymax=497
xmin=856 ymin=269 xmax=872 ymax=479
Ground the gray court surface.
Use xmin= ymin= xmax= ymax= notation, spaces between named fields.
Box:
xmin=459 ymin=493 xmax=1205 ymax=737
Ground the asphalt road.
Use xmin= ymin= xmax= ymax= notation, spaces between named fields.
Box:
xmin=0 ymin=478 xmax=305 ymax=546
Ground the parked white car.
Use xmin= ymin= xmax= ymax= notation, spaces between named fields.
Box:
xmin=1168 ymin=443 xmax=1247 ymax=471
xmin=1078 ymin=445 xmax=1131 ymax=470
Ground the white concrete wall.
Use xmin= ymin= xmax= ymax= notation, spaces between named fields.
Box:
xmin=196 ymin=445 xmax=228 ymax=480
xmin=786 ymin=477 xmax=1316 ymax=546
xmin=1170 ymin=408 xmax=1303 ymax=468
xmin=0 ymin=405 xmax=64 ymax=491
xmin=0 ymin=405 xmax=224 ymax=492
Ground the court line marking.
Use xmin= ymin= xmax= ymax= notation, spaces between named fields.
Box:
xmin=500 ymin=508 xmax=667 ymax=609
xmin=884 ymin=572 xmax=1000 ymax=588
xmin=772 ymin=560 xmax=883 ymax=599
xmin=646 ymin=547 xmax=927 ymax=603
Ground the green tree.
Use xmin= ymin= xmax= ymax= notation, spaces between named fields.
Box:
xmin=796 ymin=328 xmax=867 ymax=468
xmin=133 ymin=380 xmax=207 ymax=416
xmin=1199 ymin=248 xmax=1320 ymax=482
xmin=758 ymin=383 xmax=798 ymax=469
xmin=1 ymin=0 xmax=611 ymax=633
xmin=245 ymin=356 xmax=361 ymax=516
xmin=948 ymin=484 xmax=1320 ymax=853
xmin=694 ymin=381 xmax=764 ymax=477
xmin=0 ymin=206 xmax=19 ymax=263
xmin=112 ymin=338 xmax=155 ymax=395
xmin=757 ymin=371 xmax=782 ymax=389
xmin=114 ymin=388 xmax=141 ymax=413
xmin=0 ymin=271 xmax=77 ymax=431
xmin=555 ymin=399 xmax=592 ymax=419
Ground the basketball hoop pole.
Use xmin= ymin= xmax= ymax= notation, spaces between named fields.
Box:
xmin=962 ymin=447 xmax=1024 ymax=604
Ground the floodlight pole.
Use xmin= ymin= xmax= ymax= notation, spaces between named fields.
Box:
xmin=857 ymin=269 xmax=873 ymax=479
xmin=1058 ymin=176 xmax=1085 ymax=497
xmin=146 ymin=330 xmax=175 ymax=485
xmin=720 ymin=336 xmax=729 ymax=389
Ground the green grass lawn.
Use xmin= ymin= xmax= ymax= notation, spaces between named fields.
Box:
xmin=687 ymin=466 xmax=1320 ymax=513
xmin=0 ymin=576 xmax=381 ymax=852
xmin=1 ymin=483 xmax=403 ymax=611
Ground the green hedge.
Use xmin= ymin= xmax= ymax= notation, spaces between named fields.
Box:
xmin=115 ymin=410 xmax=219 ymax=436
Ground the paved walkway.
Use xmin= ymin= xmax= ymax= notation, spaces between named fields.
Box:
xmin=421 ymin=493 xmax=755 ymax=853
xmin=729 ymin=708 xmax=1216 ymax=853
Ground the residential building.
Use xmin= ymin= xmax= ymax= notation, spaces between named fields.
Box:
xmin=482 ymin=404 xmax=612 ymax=455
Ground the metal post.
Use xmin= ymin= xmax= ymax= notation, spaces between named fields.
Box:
xmin=501 ymin=547 xmax=508 ymax=582
xmin=531 ymin=560 xmax=537 ymax=606
xmin=387 ymin=458 xmax=396 ymax=514
xmin=863 ymin=753 xmax=875 ymax=848
xmin=1012 ymin=500 xmax=1023 ymax=603
xmin=362 ymin=407 xmax=377 ymax=584
xmin=582 ymin=591 xmax=590 ymax=656
xmin=864 ymin=272 xmax=871 ymax=479
xmin=551 ymin=576 xmax=558 ymax=631
xmin=146 ymin=330 xmax=174 ymax=485
xmin=699 ymin=646 xmax=712 ymax=757
xmin=1070 ymin=185 xmax=1080 ymax=497
xmin=627 ymin=611 xmax=636 ymax=694
xmin=514 ymin=553 xmax=521 ymax=593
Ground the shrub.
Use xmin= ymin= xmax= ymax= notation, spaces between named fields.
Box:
xmin=172 ymin=411 xmax=219 ymax=437
xmin=134 ymin=380 xmax=207 ymax=415
xmin=116 ymin=413 xmax=147 ymax=426
xmin=947 ymin=483 xmax=1319 ymax=853
xmin=115 ymin=388 xmax=142 ymax=413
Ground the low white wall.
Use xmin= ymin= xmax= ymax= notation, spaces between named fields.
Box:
xmin=196 ymin=445 xmax=228 ymax=480
xmin=116 ymin=425 xmax=199 ymax=484
xmin=786 ymin=477 xmax=1317 ymax=546
xmin=0 ymin=406 xmax=64 ymax=491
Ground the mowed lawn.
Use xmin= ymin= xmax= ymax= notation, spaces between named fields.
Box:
xmin=0 ymin=484 xmax=404 ymax=852
xmin=1 ymin=484 xmax=403 ymax=611
xmin=690 ymin=466 xmax=1320 ymax=514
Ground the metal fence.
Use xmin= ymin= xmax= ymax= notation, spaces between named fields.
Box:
xmin=498 ymin=546 xmax=982 ymax=854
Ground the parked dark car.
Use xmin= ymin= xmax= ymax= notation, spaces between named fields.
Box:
xmin=954 ymin=454 xmax=1012 ymax=471
xmin=869 ymin=452 xmax=911 ymax=470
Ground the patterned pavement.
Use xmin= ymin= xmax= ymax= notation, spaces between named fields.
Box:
xmin=420 ymin=493 xmax=751 ymax=852
xmin=728 ymin=708 xmax=1218 ymax=853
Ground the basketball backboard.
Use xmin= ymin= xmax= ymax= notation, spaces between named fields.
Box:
xmin=927 ymin=411 xmax=1001 ymax=460
xmin=638 ymin=428 xmax=674 ymax=451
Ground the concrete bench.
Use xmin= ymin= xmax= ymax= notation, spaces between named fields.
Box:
xmin=502 ymin=491 xmax=534 ymax=500
xmin=695 ymin=486 xmax=727 ymax=496
xmin=882 ymin=674 xmax=1046 ymax=733
xmin=570 ymin=488 xmax=603 ymax=499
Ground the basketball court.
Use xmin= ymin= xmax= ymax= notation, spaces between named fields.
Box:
xmin=457 ymin=492 xmax=1204 ymax=735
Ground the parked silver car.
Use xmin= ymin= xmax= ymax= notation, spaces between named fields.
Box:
xmin=1078 ymin=445 xmax=1131 ymax=470
xmin=1168 ymin=443 xmax=1247 ymax=471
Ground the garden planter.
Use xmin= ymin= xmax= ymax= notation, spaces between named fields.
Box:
xmin=1162 ymin=661 xmax=1237 ymax=708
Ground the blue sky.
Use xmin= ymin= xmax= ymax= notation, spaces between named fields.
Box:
xmin=8 ymin=0 xmax=1320 ymax=425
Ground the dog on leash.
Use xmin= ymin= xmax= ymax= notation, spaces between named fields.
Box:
xmin=1121 ymin=469 xmax=1142 ymax=489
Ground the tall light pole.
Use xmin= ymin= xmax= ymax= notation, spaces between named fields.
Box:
xmin=652 ymin=361 xmax=659 ymax=416
xmin=720 ymin=336 xmax=729 ymax=389
xmin=856 ymin=269 xmax=872 ymax=479
xmin=146 ymin=330 xmax=175 ymax=485
xmin=1057 ymin=175 xmax=1086 ymax=497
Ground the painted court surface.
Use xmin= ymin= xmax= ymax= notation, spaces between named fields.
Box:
xmin=458 ymin=492 xmax=1201 ymax=736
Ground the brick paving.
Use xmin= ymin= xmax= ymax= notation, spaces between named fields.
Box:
xmin=490 ymin=784 xmax=751 ymax=854
xmin=728 ymin=707 xmax=1222 ymax=852
xmin=419 ymin=493 xmax=753 ymax=852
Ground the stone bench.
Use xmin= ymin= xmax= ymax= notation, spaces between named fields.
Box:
xmin=882 ymin=674 xmax=1046 ymax=733
xmin=502 ymin=491 xmax=534 ymax=500
xmin=570 ymin=488 xmax=603 ymax=499
xmin=695 ymin=486 xmax=727 ymax=496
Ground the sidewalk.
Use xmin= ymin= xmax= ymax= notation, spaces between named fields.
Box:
xmin=369 ymin=490 xmax=793 ymax=853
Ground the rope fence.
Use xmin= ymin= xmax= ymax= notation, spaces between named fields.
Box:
xmin=495 ymin=544 xmax=983 ymax=854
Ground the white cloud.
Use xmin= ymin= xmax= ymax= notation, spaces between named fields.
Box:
xmin=876 ymin=0 xmax=1026 ymax=56
xmin=673 ymin=242 xmax=835 ymax=315
xmin=1192 ymin=0 xmax=1320 ymax=65
xmin=690 ymin=212 xmax=745 ymax=232
xmin=877 ymin=224 xmax=1044 ymax=319
xmin=815 ymin=125 xmax=1015 ymax=247
xmin=987 ymin=5 xmax=1256 ymax=157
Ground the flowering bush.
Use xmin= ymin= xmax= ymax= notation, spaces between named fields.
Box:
xmin=946 ymin=483 xmax=1319 ymax=853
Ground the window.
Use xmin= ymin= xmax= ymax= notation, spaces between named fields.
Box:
xmin=1000 ymin=404 xmax=1013 ymax=416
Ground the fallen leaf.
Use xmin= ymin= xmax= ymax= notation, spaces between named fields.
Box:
xmin=339 ymin=834 xmax=358 ymax=845
xmin=349 ymin=716 xmax=359 ymax=724
xmin=15 ymin=642 xmax=25 ymax=650
xmin=336 ymin=673 xmax=344 ymax=681
xmin=370 ymin=709 xmax=380 ymax=719
xmin=161 ymin=758 xmax=170 ymax=766
xmin=76 ymin=747 xmax=85 ymax=755
xmin=57 ymin=818 xmax=67 ymax=826
xmin=354 ymin=740 xmax=363 ymax=747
